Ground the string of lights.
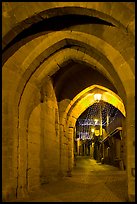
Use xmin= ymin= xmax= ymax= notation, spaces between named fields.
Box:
xmin=77 ymin=103 xmax=118 ymax=125
xmin=76 ymin=102 xmax=120 ymax=139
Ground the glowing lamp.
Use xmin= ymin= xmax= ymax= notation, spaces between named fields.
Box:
xmin=94 ymin=119 xmax=98 ymax=125
xmin=94 ymin=119 xmax=98 ymax=122
xmin=94 ymin=93 xmax=102 ymax=102
xmin=91 ymin=128 xmax=95 ymax=133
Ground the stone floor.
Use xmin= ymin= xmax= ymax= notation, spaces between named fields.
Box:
xmin=13 ymin=156 xmax=128 ymax=202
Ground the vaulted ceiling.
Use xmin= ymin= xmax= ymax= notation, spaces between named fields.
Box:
xmin=2 ymin=2 xmax=135 ymax=107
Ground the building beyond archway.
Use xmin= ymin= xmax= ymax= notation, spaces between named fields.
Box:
xmin=2 ymin=2 xmax=135 ymax=202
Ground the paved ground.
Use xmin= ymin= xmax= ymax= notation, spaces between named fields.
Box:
xmin=14 ymin=156 xmax=128 ymax=202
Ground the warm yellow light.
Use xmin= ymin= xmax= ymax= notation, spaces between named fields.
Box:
xmin=91 ymin=128 xmax=95 ymax=133
xmin=94 ymin=119 xmax=98 ymax=123
xmin=94 ymin=93 xmax=102 ymax=101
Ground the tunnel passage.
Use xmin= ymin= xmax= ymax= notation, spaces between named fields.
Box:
xmin=75 ymin=101 xmax=126 ymax=170
xmin=62 ymin=84 xmax=126 ymax=172
xmin=2 ymin=2 xmax=134 ymax=202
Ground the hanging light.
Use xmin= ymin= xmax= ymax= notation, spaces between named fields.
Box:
xmin=91 ymin=128 xmax=95 ymax=133
xmin=94 ymin=93 xmax=102 ymax=136
xmin=94 ymin=93 xmax=102 ymax=102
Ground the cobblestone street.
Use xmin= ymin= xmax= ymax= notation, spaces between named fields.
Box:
xmin=14 ymin=156 xmax=128 ymax=202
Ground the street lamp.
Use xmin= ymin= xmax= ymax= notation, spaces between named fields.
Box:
xmin=91 ymin=128 xmax=95 ymax=133
xmin=94 ymin=93 xmax=102 ymax=136
xmin=94 ymin=93 xmax=102 ymax=102
xmin=94 ymin=93 xmax=103 ymax=163
xmin=106 ymin=108 xmax=109 ymax=133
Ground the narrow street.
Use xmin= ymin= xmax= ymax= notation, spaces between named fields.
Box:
xmin=14 ymin=156 xmax=128 ymax=202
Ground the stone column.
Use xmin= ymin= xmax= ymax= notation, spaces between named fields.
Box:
xmin=67 ymin=127 xmax=73 ymax=177
xmin=58 ymin=124 xmax=64 ymax=177
xmin=17 ymin=119 xmax=28 ymax=199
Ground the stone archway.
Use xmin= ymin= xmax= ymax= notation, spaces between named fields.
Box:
xmin=2 ymin=2 xmax=134 ymax=52
xmin=2 ymin=3 xmax=135 ymax=201
xmin=59 ymin=85 xmax=126 ymax=172
xmin=27 ymin=105 xmax=41 ymax=192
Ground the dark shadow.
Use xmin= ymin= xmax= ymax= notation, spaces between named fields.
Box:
xmin=2 ymin=14 xmax=114 ymax=65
